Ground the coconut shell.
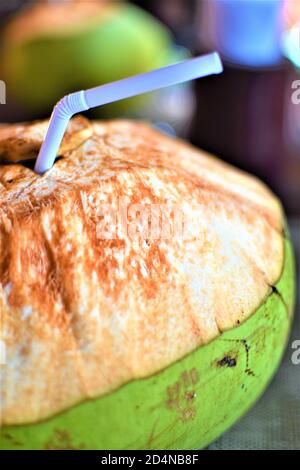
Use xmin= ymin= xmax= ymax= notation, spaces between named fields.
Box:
xmin=0 ymin=118 xmax=288 ymax=427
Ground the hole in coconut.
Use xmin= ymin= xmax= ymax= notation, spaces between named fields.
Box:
xmin=23 ymin=156 xmax=64 ymax=171
xmin=1 ymin=156 xmax=64 ymax=173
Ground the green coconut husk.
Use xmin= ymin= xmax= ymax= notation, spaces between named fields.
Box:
xmin=0 ymin=235 xmax=295 ymax=450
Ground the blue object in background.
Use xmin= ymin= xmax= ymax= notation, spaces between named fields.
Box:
xmin=282 ymin=23 xmax=300 ymax=68
xmin=203 ymin=0 xmax=284 ymax=68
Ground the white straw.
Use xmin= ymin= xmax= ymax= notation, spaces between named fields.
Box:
xmin=34 ymin=52 xmax=223 ymax=174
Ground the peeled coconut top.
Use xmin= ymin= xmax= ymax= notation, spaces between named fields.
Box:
xmin=0 ymin=117 xmax=284 ymax=425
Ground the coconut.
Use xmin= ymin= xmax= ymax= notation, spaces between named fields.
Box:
xmin=0 ymin=118 xmax=295 ymax=449
xmin=1 ymin=1 xmax=173 ymax=115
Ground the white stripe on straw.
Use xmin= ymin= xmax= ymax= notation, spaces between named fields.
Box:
xmin=34 ymin=52 xmax=223 ymax=174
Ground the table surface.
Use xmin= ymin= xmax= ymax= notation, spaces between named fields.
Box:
xmin=210 ymin=218 xmax=300 ymax=450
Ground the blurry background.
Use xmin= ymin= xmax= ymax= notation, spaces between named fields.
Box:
xmin=0 ymin=0 xmax=300 ymax=215
xmin=0 ymin=0 xmax=299 ymax=450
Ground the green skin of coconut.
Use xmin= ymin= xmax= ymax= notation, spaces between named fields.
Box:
xmin=2 ymin=4 xmax=174 ymax=116
xmin=0 ymin=235 xmax=295 ymax=450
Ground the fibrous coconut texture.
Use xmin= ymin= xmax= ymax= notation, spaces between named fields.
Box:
xmin=0 ymin=117 xmax=286 ymax=425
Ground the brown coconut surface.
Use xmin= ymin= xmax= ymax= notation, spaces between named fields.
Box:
xmin=0 ymin=117 xmax=285 ymax=424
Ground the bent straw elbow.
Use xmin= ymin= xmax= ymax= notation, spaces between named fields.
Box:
xmin=56 ymin=91 xmax=89 ymax=119
xmin=34 ymin=91 xmax=89 ymax=174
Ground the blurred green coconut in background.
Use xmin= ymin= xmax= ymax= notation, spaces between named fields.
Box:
xmin=1 ymin=0 xmax=187 ymax=119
